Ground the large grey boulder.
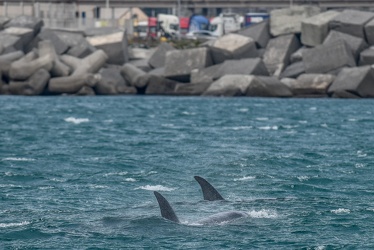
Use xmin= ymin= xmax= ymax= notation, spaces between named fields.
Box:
xmin=263 ymin=34 xmax=301 ymax=76
xmin=9 ymin=68 xmax=50 ymax=95
xmin=359 ymin=47 xmax=374 ymax=66
xmin=203 ymin=74 xmax=254 ymax=96
xmin=328 ymin=66 xmax=374 ymax=98
xmin=87 ymin=30 xmax=129 ymax=65
xmin=61 ymin=50 xmax=108 ymax=76
xmin=237 ymin=20 xmax=270 ymax=48
xmin=4 ymin=15 xmax=44 ymax=35
xmin=209 ymin=33 xmax=258 ymax=64
xmin=148 ymin=42 xmax=175 ymax=69
xmin=301 ymin=10 xmax=340 ymax=47
xmin=164 ymin=47 xmax=212 ymax=82
xmin=270 ymin=6 xmax=321 ymax=37
xmin=129 ymin=59 xmax=152 ymax=72
xmin=303 ymin=40 xmax=356 ymax=74
xmin=323 ymin=30 xmax=368 ymax=60
xmin=246 ymin=76 xmax=293 ymax=97
xmin=283 ymin=73 xmax=335 ymax=96
xmin=329 ymin=10 xmax=374 ymax=39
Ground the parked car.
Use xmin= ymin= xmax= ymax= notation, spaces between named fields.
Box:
xmin=185 ymin=30 xmax=218 ymax=40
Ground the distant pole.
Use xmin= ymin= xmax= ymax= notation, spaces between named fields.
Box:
xmin=290 ymin=0 xmax=293 ymax=7
xmin=3 ymin=2 xmax=7 ymax=17
xmin=177 ymin=0 xmax=181 ymax=39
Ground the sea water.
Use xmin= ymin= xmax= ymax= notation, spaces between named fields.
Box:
xmin=1 ymin=96 xmax=373 ymax=249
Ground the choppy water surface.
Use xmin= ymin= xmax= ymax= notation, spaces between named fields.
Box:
xmin=1 ymin=96 xmax=373 ymax=249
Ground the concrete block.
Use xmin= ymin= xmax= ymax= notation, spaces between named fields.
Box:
xmin=164 ymin=47 xmax=212 ymax=82
xmin=284 ymin=73 xmax=335 ymax=96
xmin=130 ymin=48 xmax=155 ymax=60
xmin=48 ymin=73 xmax=99 ymax=94
xmin=87 ymin=31 xmax=129 ymax=65
xmin=120 ymin=63 xmax=148 ymax=88
xmin=0 ymin=16 xmax=10 ymax=29
xmin=190 ymin=64 xmax=222 ymax=84
xmin=323 ymin=30 xmax=368 ymax=60
xmin=0 ymin=51 xmax=24 ymax=78
xmin=359 ymin=47 xmax=374 ymax=66
xmin=148 ymin=67 xmax=165 ymax=76
xmin=263 ymin=34 xmax=301 ymax=76
xmin=270 ymin=6 xmax=321 ymax=37
xmin=210 ymin=33 xmax=257 ymax=64
xmin=94 ymin=68 xmax=127 ymax=95
xmin=2 ymin=27 xmax=34 ymax=52
xmin=9 ymin=45 xmax=53 ymax=81
xmin=329 ymin=9 xmax=374 ymax=39
xmin=129 ymin=59 xmax=152 ymax=72
xmin=280 ymin=61 xmax=305 ymax=79
xmin=0 ymin=33 xmax=24 ymax=51
xmin=328 ymin=66 xmax=374 ymax=97
xmin=54 ymin=30 xmax=96 ymax=58
xmin=301 ymin=10 xmax=340 ymax=47
xmin=148 ymin=42 xmax=176 ymax=69
xmin=38 ymin=29 xmax=69 ymax=55
xmin=237 ymin=20 xmax=270 ymax=48
xmin=303 ymin=40 xmax=356 ymax=74
xmin=290 ymin=47 xmax=310 ymax=63
xmin=4 ymin=15 xmax=44 ymax=35
xmin=144 ymin=75 xmax=179 ymax=95
xmin=174 ymin=82 xmax=212 ymax=96
xmin=216 ymin=58 xmax=269 ymax=78
xmin=246 ymin=76 xmax=293 ymax=97
xmin=365 ymin=19 xmax=374 ymax=45
xmin=203 ymin=75 xmax=254 ymax=96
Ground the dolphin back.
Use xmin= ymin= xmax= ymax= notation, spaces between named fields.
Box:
xmin=197 ymin=211 xmax=248 ymax=225
xmin=154 ymin=191 xmax=180 ymax=223
xmin=194 ymin=176 xmax=225 ymax=201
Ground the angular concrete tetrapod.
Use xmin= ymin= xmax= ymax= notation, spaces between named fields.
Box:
xmin=120 ymin=63 xmax=149 ymax=88
xmin=9 ymin=68 xmax=50 ymax=95
xmin=48 ymin=73 xmax=100 ymax=94
xmin=203 ymin=74 xmax=254 ymax=96
xmin=38 ymin=40 xmax=70 ymax=77
xmin=8 ymin=47 xmax=53 ymax=81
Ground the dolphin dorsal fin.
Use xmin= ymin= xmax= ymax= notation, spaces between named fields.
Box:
xmin=194 ymin=176 xmax=225 ymax=201
xmin=154 ymin=191 xmax=180 ymax=223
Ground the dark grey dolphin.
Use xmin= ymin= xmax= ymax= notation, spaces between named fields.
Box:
xmin=154 ymin=191 xmax=247 ymax=225
xmin=194 ymin=176 xmax=225 ymax=201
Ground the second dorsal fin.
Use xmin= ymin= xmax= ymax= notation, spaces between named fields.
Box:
xmin=154 ymin=191 xmax=180 ymax=223
xmin=194 ymin=176 xmax=225 ymax=201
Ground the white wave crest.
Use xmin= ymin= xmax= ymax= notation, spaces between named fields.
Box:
xmin=125 ymin=178 xmax=136 ymax=182
xmin=135 ymin=185 xmax=175 ymax=191
xmin=331 ymin=208 xmax=350 ymax=214
xmin=259 ymin=126 xmax=278 ymax=130
xmin=234 ymin=176 xmax=255 ymax=181
xmin=256 ymin=117 xmax=269 ymax=121
xmin=2 ymin=157 xmax=35 ymax=161
xmin=64 ymin=117 xmax=90 ymax=124
xmin=297 ymin=176 xmax=309 ymax=181
xmin=247 ymin=209 xmax=278 ymax=218
xmin=0 ymin=221 xmax=30 ymax=228
xmin=104 ymin=171 xmax=128 ymax=177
